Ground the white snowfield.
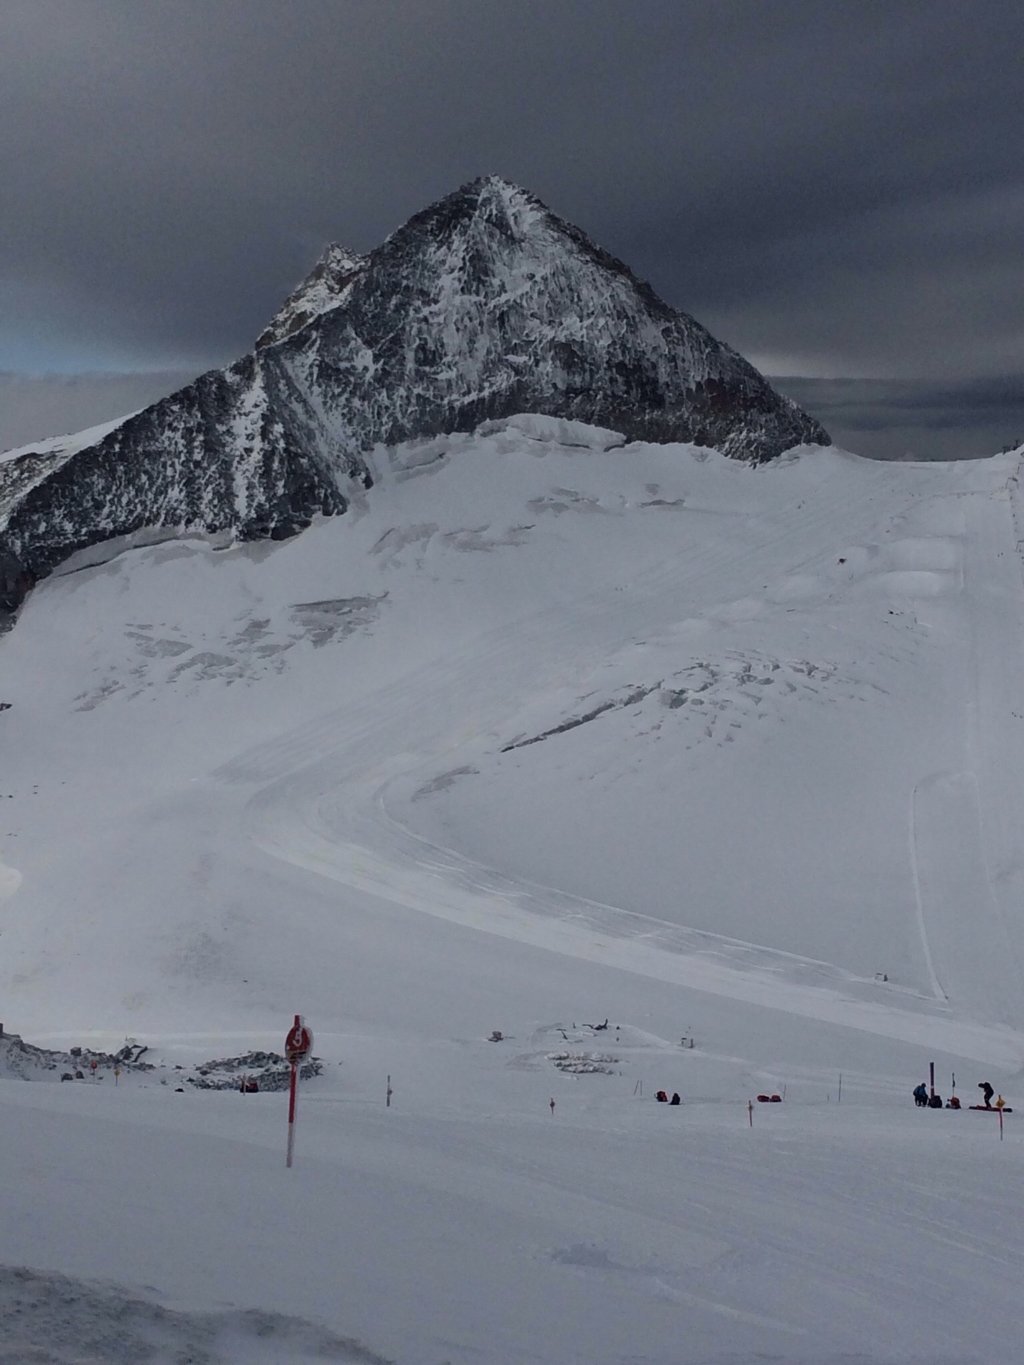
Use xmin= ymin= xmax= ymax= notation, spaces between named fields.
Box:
xmin=2 ymin=415 xmax=1024 ymax=1363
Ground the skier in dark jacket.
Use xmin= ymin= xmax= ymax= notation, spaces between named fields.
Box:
xmin=913 ymin=1083 xmax=928 ymax=1107
xmin=979 ymin=1081 xmax=994 ymax=1108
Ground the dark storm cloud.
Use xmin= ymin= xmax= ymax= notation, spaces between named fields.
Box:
xmin=778 ymin=376 xmax=1024 ymax=461
xmin=1 ymin=0 xmax=1021 ymax=452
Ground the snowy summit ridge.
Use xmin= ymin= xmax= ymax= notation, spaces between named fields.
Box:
xmin=255 ymin=243 xmax=368 ymax=349
xmin=0 ymin=176 xmax=827 ymax=611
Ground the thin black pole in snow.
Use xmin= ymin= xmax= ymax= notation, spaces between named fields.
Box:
xmin=386 ymin=1075 xmax=392 ymax=1108
xmin=748 ymin=1099 xmax=753 ymax=1127
xmin=929 ymin=1060 xmax=935 ymax=1099
xmin=838 ymin=1072 xmax=842 ymax=1104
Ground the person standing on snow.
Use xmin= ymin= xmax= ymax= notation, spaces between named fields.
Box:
xmin=979 ymin=1081 xmax=995 ymax=1108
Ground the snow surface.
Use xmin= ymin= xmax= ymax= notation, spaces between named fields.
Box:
xmin=0 ymin=413 xmax=133 ymax=463
xmin=2 ymin=420 xmax=1023 ymax=1363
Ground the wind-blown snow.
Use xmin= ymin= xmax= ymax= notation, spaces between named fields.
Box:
xmin=1 ymin=423 xmax=1023 ymax=1363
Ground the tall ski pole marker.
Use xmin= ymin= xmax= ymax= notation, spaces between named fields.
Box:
xmin=284 ymin=1014 xmax=313 ymax=1169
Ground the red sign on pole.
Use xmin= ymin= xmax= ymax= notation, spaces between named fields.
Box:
xmin=285 ymin=1014 xmax=313 ymax=1168
xmin=285 ymin=1016 xmax=313 ymax=1061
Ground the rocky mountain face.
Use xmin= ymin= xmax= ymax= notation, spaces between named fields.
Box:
xmin=255 ymin=244 xmax=367 ymax=349
xmin=0 ymin=177 xmax=828 ymax=613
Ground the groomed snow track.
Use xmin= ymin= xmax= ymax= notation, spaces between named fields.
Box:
xmin=218 ymin=448 xmax=1024 ymax=1070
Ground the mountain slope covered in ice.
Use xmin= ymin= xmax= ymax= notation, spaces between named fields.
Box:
xmin=2 ymin=422 xmax=1022 ymax=1364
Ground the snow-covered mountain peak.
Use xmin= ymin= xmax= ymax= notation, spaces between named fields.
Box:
xmin=339 ymin=177 xmax=827 ymax=458
xmin=0 ymin=177 xmax=829 ymax=619
xmin=457 ymin=174 xmax=547 ymax=238
xmin=375 ymin=176 xmax=615 ymax=293
xmin=386 ymin=175 xmax=545 ymax=247
xmin=256 ymin=241 xmax=367 ymax=348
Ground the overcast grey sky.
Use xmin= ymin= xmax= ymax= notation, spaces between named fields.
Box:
xmin=1 ymin=0 xmax=1021 ymax=456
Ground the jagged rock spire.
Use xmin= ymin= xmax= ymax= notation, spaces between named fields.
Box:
xmin=256 ymin=243 xmax=367 ymax=348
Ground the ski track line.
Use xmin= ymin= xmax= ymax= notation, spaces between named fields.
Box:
xmin=909 ymin=770 xmax=1021 ymax=1022
xmin=909 ymin=461 xmax=1024 ymax=1031
xmin=364 ymin=782 xmax=1022 ymax=1065
xmin=966 ymin=471 xmax=1024 ymax=997
xmin=228 ymin=457 xmax=1024 ymax=1066
xmin=239 ymin=658 xmax=1024 ymax=1067
xmin=907 ymin=779 xmax=951 ymax=1005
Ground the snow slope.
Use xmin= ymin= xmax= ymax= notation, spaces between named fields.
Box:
xmin=2 ymin=419 xmax=1023 ymax=1363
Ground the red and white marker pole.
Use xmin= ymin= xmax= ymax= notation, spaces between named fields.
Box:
xmin=284 ymin=1014 xmax=313 ymax=1169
